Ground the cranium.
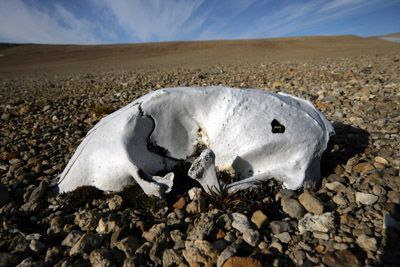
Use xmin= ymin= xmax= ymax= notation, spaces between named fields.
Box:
xmin=56 ymin=86 xmax=334 ymax=197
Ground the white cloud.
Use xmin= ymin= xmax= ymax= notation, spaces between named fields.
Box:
xmin=97 ymin=0 xmax=205 ymax=42
xmin=241 ymin=0 xmax=395 ymax=38
xmin=0 ymin=0 xmax=104 ymax=44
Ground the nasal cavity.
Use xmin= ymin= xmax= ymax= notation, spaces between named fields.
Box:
xmin=271 ymin=119 xmax=285 ymax=134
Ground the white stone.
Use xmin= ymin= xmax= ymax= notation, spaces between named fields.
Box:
xmin=56 ymin=87 xmax=334 ymax=197
xmin=355 ymin=192 xmax=378 ymax=205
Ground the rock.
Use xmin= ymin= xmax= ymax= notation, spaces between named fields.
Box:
xmin=374 ymin=156 xmax=388 ymax=165
xmin=142 ymin=223 xmax=166 ymax=242
xmin=281 ymin=198 xmax=306 ymax=219
xmin=187 ymin=213 xmax=216 ymax=240
xmin=187 ymin=187 xmax=202 ymax=201
xmin=313 ymin=232 xmax=329 ymax=240
xmin=217 ymin=244 xmax=239 ymax=267
xmin=29 ymin=239 xmax=45 ymax=253
xmin=274 ymin=232 xmax=291 ymax=243
xmin=356 ymin=234 xmax=377 ymax=252
xmin=45 ymin=246 xmax=63 ymax=263
xmin=353 ymin=162 xmax=374 ymax=175
xmin=21 ymin=181 xmax=48 ymax=211
xmin=298 ymin=190 xmax=324 ymax=214
xmin=251 ymin=210 xmax=267 ymax=229
xmin=387 ymin=191 xmax=400 ymax=203
xmin=61 ymin=230 xmax=83 ymax=247
xmin=222 ymin=256 xmax=263 ymax=267
xmin=186 ymin=200 xmax=198 ymax=214
xmin=96 ymin=215 xmax=120 ymax=234
xmin=322 ymin=250 xmax=360 ymax=267
xmin=116 ymin=236 xmax=140 ymax=258
xmin=325 ymin=181 xmax=346 ymax=192
xmin=355 ymin=192 xmax=378 ymax=205
xmin=183 ymin=240 xmax=218 ymax=267
xmin=269 ymin=221 xmax=291 ymax=234
xmin=243 ymin=229 xmax=260 ymax=246
xmin=108 ymin=195 xmax=124 ymax=210
xmin=149 ymin=241 xmax=169 ymax=266
xmin=0 ymin=184 xmax=9 ymax=207
xmin=216 ymin=214 xmax=232 ymax=231
xmin=298 ymin=212 xmax=336 ymax=234
xmin=89 ymin=249 xmax=115 ymax=267
xmin=162 ymin=249 xmax=184 ymax=267
xmin=75 ymin=210 xmax=100 ymax=231
xmin=173 ymin=196 xmax=186 ymax=209
xmin=70 ymin=233 xmax=103 ymax=256
xmin=231 ymin=212 xmax=251 ymax=233
xmin=332 ymin=193 xmax=348 ymax=205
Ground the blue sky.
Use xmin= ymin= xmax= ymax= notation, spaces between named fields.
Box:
xmin=0 ymin=0 xmax=399 ymax=44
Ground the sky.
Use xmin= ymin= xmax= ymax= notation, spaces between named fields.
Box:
xmin=0 ymin=0 xmax=399 ymax=44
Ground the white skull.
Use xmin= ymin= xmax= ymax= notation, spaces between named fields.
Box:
xmin=56 ymin=86 xmax=334 ymax=197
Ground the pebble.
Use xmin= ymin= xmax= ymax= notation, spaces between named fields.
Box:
xmin=298 ymin=190 xmax=324 ymax=214
xmin=173 ymin=196 xmax=186 ymax=209
xmin=107 ymin=195 xmax=124 ymax=210
xmin=281 ymin=198 xmax=306 ymax=219
xmin=313 ymin=232 xmax=329 ymax=240
xmin=29 ymin=239 xmax=45 ymax=253
xmin=231 ymin=212 xmax=251 ymax=233
xmin=269 ymin=220 xmax=290 ymax=234
xmin=356 ymin=234 xmax=377 ymax=252
xmin=183 ymin=240 xmax=218 ymax=267
xmin=274 ymin=232 xmax=291 ymax=243
xmin=322 ymin=250 xmax=360 ymax=267
xmin=69 ymin=233 xmax=103 ymax=256
xmin=222 ymin=256 xmax=263 ymax=267
xmin=61 ymin=230 xmax=83 ymax=247
xmin=298 ymin=212 xmax=336 ymax=234
xmin=242 ymin=229 xmax=260 ymax=246
xmin=250 ymin=210 xmax=267 ymax=229
xmin=374 ymin=156 xmax=388 ymax=165
xmin=355 ymin=192 xmax=378 ymax=205
xmin=325 ymin=181 xmax=347 ymax=192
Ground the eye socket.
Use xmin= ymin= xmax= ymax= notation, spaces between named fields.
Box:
xmin=271 ymin=119 xmax=285 ymax=134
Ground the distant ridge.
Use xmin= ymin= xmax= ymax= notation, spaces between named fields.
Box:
xmin=0 ymin=34 xmax=399 ymax=76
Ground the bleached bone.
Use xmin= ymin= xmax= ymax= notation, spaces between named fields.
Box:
xmin=188 ymin=149 xmax=220 ymax=193
xmin=56 ymin=86 xmax=334 ymax=197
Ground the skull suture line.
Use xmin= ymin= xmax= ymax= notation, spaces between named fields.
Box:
xmin=56 ymin=87 xmax=334 ymax=197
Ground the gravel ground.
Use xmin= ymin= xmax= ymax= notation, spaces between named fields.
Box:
xmin=1 ymin=54 xmax=399 ymax=267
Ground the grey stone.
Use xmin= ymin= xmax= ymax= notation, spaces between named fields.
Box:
xmin=217 ymin=244 xmax=239 ymax=267
xmin=162 ymin=249 xmax=184 ymax=267
xmin=298 ymin=190 xmax=324 ymax=214
xmin=242 ymin=229 xmax=260 ymax=246
xmin=70 ymin=233 xmax=103 ymax=256
xmin=61 ymin=230 xmax=83 ymax=247
xmin=29 ymin=239 xmax=45 ymax=253
xmin=108 ymin=195 xmax=124 ymax=210
xmin=269 ymin=220 xmax=291 ymax=234
xmin=355 ymin=192 xmax=378 ymax=205
xmin=75 ymin=210 xmax=100 ymax=231
xmin=89 ymin=249 xmax=115 ymax=267
xmin=142 ymin=223 xmax=166 ymax=242
xmin=298 ymin=212 xmax=336 ymax=234
xmin=183 ymin=240 xmax=218 ymax=267
xmin=281 ymin=198 xmax=306 ymax=219
xmin=356 ymin=234 xmax=377 ymax=252
xmin=274 ymin=232 xmax=291 ymax=243
xmin=231 ymin=212 xmax=251 ymax=233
